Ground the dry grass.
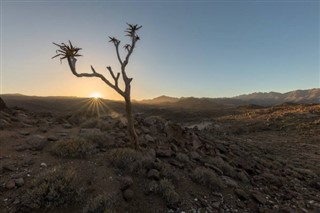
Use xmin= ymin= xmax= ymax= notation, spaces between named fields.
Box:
xmin=176 ymin=153 xmax=190 ymax=164
xmin=51 ymin=138 xmax=95 ymax=158
xmin=192 ymin=167 xmax=224 ymax=190
xmin=81 ymin=117 xmax=100 ymax=128
xmin=157 ymin=179 xmax=180 ymax=206
xmin=110 ymin=148 xmax=140 ymax=174
xmin=20 ymin=167 xmax=82 ymax=210
xmin=160 ymin=163 xmax=179 ymax=183
xmin=83 ymin=193 xmax=117 ymax=213
xmin=208 ymin=157 xmax=238 ymax=178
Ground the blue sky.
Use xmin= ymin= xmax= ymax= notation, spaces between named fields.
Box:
xmin=1 ymin=0 xmax=319 ymax=100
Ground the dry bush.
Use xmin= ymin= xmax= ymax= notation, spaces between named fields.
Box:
xmin=84 ymin=131 xmax=114 ymax=149
xmin=83 ymin=193 xmax=117 ymax=213
xmin=176 ymin=153 xmax=190 ymax=164
xmin=192 ymin=167 xmax=224 ymax=190
xmin=110 ymin=148 xmax=156 ymax=175
xmin=110 ymin=148 xmax=140 ymax=174
xmin=20 ymin=167 xmax=82 ymax=210
xmin=208 ymin=157 xmax=238 ymax=178
xmin=160 ymin=163 xmax=179 ymax=183
xmin=157 ymin=179 xmax=180 ymax=206
xmin=51 ymin=138 xmax=95 ymax=158
xmin=81 ymin=118 xmax=100 ymax=128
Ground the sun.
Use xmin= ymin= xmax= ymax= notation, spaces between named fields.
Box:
xmin=89 ymin=92 xmax=102 ymax=99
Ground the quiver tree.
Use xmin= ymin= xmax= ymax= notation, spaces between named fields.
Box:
xmin=52 ymin=23 xmax=142 ymax=149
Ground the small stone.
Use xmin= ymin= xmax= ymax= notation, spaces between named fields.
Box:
xmin=190 ymin=151 xmax=200 ymax=160
xmin=123 ymin=189 xmax=134 ymax=201
xmin=235 ymin=189 xmax=249 ymax=200
xmin=19 ymin=131 xmax=30 ymax=136
xmin=15 ymin=146 xmax=27 ymax=152
xmin=145 ymin=134 xmax=155 ymax=143
xmin=40 ymin=162 xmax=47 ymax=167
xmin=14 ymin=178 xmax=24 ymax=187
xmin=47 ymin=136 xmax=58 ymax=141
xmin=5 ymin=179 xmax=16 ymax=189
xmin=221 ymin=176 xmax=238 ymax=188
xmin=212 ymin=201 xmax=221 ymax=209
xmin=156 ymin=147 xmax=173 ymax=157
xmin=118 ymin=176 xmax=134 ymax=191
xmin=3 ymin=164 xmax=15 ymax=172
xmin=252 ymin=191 xmax=268 ymax=205
xmin=63 ymin=123 xmax=72 ymax=129
xmin=26 ymin=135 xmax=47 ymax=151
xmin=147 ymin=169 xmax=160 ymax=180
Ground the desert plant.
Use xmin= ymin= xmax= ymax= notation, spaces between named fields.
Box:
xmin=157 ymin=178 xmax=180 ymax=206
xmin=51 ymin=138 xmax=95 ymax=158
xmin=53 ymin=23 xmax=142 ymax=149
xmin=191 ymin=167 xmax=224 ymax=190
xmin=81 ymin=117 xmax=100 ymax=128
xmin=176 ymin=153 xmax=190 ymax=164
xmin=208 ymin=157 xmax=237 ymax=178
xmin=110 ymin=148 xmax=140 ymax=173
xmin=160 ymin=163 xmax=179 ymax=183
xmin=83 ymin=193 xmax=117 ymax=213
xmin=21 ymin=167 xmax=82 ymax=210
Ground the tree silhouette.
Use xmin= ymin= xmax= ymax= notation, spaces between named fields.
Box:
xmin=52 ymin=23 xmax=142 ymax=149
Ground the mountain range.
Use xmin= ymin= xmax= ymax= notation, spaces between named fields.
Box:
xmin=140 ymin=88 xmax=320 ymax=107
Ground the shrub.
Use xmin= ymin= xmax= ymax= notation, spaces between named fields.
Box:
xmin=208 ymin=157 xmax=237 ymax=178
xmin=81 ymin=118 xmax=99 ymax=128
xmin=51 ymin=138 xmax=95 ymax=158
xmin=110 ymin=148 xmax=140 ymax=174
xmin=176 ymin=153 xmax=190 ymax=164
xmin=192 ymin=167 xmax=224 ymax=190
xmin=83 ymin=193 xmax=117 ymax=213
xmin=20 ymin=167 xmax=82 ymax=210
xmin=157 ymin=179 xmax=180 ymax=206
xmin=160 ymin=163 xmax=179 ymax=183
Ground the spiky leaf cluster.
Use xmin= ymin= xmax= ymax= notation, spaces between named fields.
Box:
xmin=52 ymin=41 xmax=82 ymax=62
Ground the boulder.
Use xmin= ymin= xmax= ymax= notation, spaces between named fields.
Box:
xmin=118 ymin=176 xmax=134 ymax=191
xmin=26 ymin=135 xmax=47 ymax=151
xmin=156 ymin=146 xmax=173 ymax=157
xmin=14 ymin=178 xmax=25 ymax=187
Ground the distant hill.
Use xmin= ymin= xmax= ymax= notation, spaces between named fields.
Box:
xmin=139 ymin=88 xmax=319 ymax=107
xmin=234 ymin=88 xmax=320 ymax=105
xmin=2 ymin=88 xmax=319 ymax=113
xmin=140 ymin=95 xmax=179 ymax=104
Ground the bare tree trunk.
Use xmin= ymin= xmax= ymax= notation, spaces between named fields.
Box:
xmin=125 ymin=96 xmax=139 ymax=149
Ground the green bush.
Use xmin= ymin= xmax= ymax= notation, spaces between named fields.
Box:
xmin=51 ymin=138 xmax=95 ymax=158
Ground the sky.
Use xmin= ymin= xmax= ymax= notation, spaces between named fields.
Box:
xmin=1 ymin=0 xmax=319 ymax=100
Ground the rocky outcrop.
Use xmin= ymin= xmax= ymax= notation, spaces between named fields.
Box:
xmin=0 ymin=97 xmax=8 ymax=111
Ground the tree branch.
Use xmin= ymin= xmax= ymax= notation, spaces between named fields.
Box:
xmin=67 ymin=57 xmax=125 ymax=97
xmin=106 ymin=66 xmax=120 ymax=88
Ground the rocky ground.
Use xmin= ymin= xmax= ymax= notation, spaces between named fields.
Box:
xmin=0 ymin=99 xmax=319 ymax=213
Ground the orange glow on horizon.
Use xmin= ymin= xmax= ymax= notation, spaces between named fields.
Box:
xmin=89 ymin=92 xmax=102 ymax=99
